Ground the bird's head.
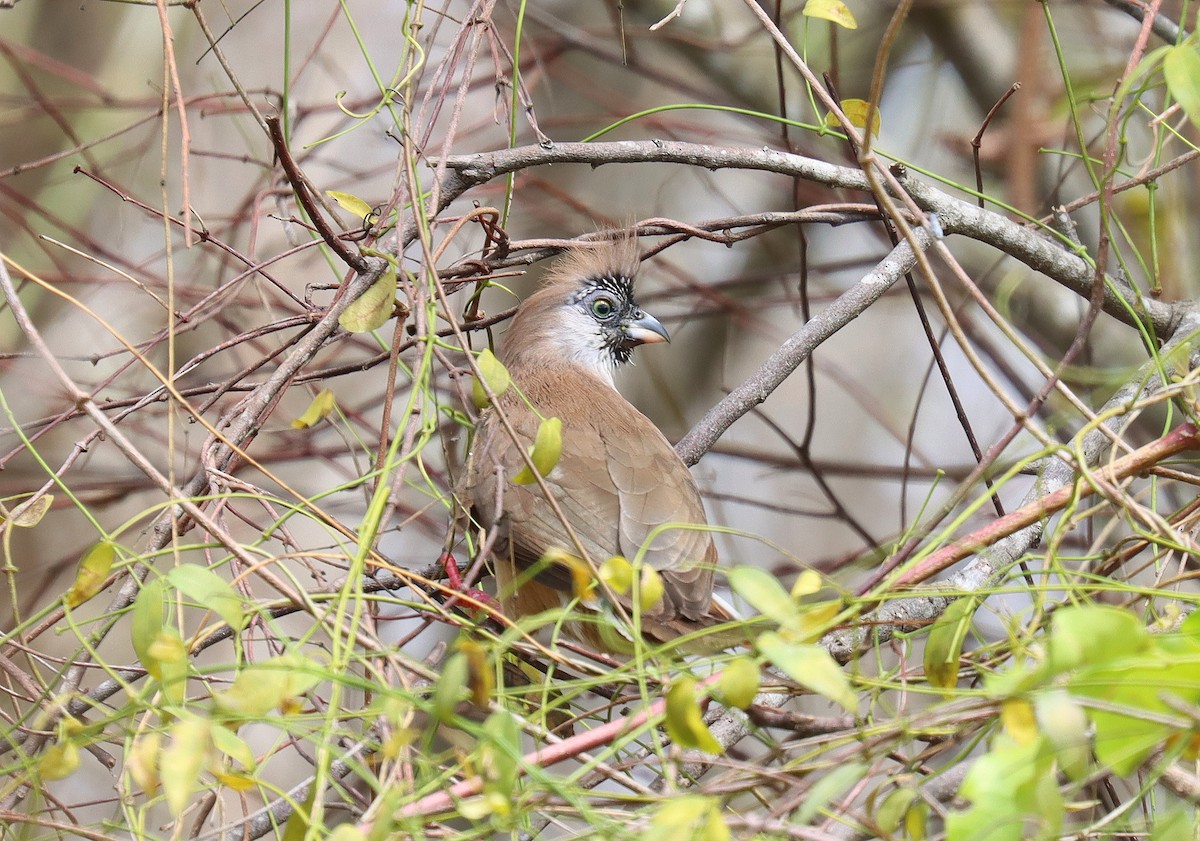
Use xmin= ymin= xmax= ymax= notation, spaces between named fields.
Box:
xmin=504 ymin=235 xmax=669 ymax=386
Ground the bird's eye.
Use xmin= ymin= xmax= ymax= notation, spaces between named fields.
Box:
xmin=591 ymin=297 xmax=615 ymax=319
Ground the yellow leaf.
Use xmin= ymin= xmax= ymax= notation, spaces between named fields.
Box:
xmin=664 ymin=677 xmax=723 ymax=754
xmin=472 ymin=348 xmax=511 ymax=409
xmin=790 ymin=569 xmax=822 ymax=598
xmin=924 ymin=596 xmax=978 ymax=697
xmin=1000 ymin=698 xmax=1038 ymax=745
xmin=148 ymin=628 xmax=189 ymax=707
xmin=213 ymin=654 xmax=324 ymax=718
xmin=65 ymin=539 xmax=117 ymax=607
xmin=11 ymin=494 xmax=53 ymax=527
xmin=542 ymin=547 xmax=594 ymax=601
xmin=803 ymin=0 xmax=857 ymax=28
xmin=162 ymin=717 xmax=210 ymax=817
xmin=128 ymin=731 xmax=161 ymax=794
xmin=648 ymin=796 xmax=729 ymax=841
xmin=433 ymin=651 xmax=469 ymax=723
xmin=326 ymin=190 xmax=374 ymax=221
xmin=38 ymin=738 xmax=80 ymax=781
xmin=825 ymin=98 xmax=881 ymax=135
xmin=338 ymin=265 xmax=397 ymax=333
xmin=291 ymin=388 xmax=336 ymax=429
xmin=457 ymin=638 xmax=494 ymax=708
xmin=638 ymin=564 xmax=664 ymax=610
xmin=511 ymin=417 xmax=563 ymax=484
xmin=598 ymin=555 xmax=634 ymax=595
xmin=715 ymin=656 xmax=760 ymax=710
xmin=213 ymin=770 xmax=257 ymax=791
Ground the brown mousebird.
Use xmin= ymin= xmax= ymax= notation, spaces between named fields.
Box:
xmin=460 ymin=233 xmax=731 ymax=651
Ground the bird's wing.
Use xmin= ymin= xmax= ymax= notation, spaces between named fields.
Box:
xmin=465 ymin=401 xmax=621 ymax=582
xmin=464 ymin=371 xmax=716 ymax=624
xmin=600 ymin=419 xmax=716 ymax=621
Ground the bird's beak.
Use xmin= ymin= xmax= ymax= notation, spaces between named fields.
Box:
xmin=624 ymin=310 xmax=671 ymax=345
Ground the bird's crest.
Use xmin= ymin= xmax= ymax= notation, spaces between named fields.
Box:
xmin=542 ymin=230 xmax=641 ymax=291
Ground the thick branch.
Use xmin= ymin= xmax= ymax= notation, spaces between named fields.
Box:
xmin=436 ymin=142 xmax=1176 ymax=335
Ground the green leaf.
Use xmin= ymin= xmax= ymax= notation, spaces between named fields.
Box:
xmin=167 ymin=564 xmax=247 ymax=633
xmin=291 ymin=388 xmax=336 ymax=429
xmin=727 ymin=565 xmax=797 ymax=627
xmin=162 ymin=717 xmax=210 ymax=817
xmin=326 ymin=190 xmax=374 ymax=220
xmin=338 ymin=264 xmax=397 ymax=333
xmin=950 ymin=734 xmax=1063 ymax=841
xmin=757 ymin=631 xmax=857 ymax=712
xmin=147 ymin=627 xmax=189 ymax=707
xmin=472 ymin=348 xmax=511 ymax=409
xmin=647 ymin=795 xmax=729 ymax=841
xmin=714 ymin=656 xmax=760 ymax=710
xmin=874 ymin=787 xmax=918 ymax=835
xmin=479 ymin=710 xmax=521 ymax=799
xmin=65 ymin=539 xmax=116 ymax=607
xmin=1034 ymin=690 xmax=1090 ymax=781
xmin=433 ymin=651 xmax=469 ymax=723
xmin=213 ymin=654 xmax=325 ymax=717
xmin=210 ymin=726 xmax=255 ymax=770
xmin=511 ymin=416 xmax=563 ymax=485
xmin=1069 ymin=653 xmax=1200 ymax=774
xmin=924 ymin=596 xmax=979 ymax=696
xmin=1165 ymin=42 xmax=1200 ymax=130
xmin=664 ymin=677 xmax=723 ymax=754
xmin=1150 ymin=809 xmax=1198 ymax=841
xmin=1048 ymin=605 xmax=1149 ymax=673
xmin=796 ymin=761 xmax=867 ymax=824
xmin=327 ymin=827 xmax=369 ymax=841
xmin=803 ymin=0 xmax=857 ymax=29
xmin=131 ymin=577 xmax=168 ymax=680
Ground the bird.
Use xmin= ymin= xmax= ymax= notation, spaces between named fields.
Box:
xmin=459 ymin=232 xmax=732 ymax=652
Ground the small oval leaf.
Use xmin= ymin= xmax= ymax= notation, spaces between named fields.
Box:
xmin=728 ymin=565 xmax=797 ymax=627
xmin=65 ymin=539 xmax=117 ymax=607
xmin=433 ymin=651 xmax=469 ymax=723
xmin=338 ymin=265 xmax=397 ymax=333
xmin=167 ymin=564 xmax=247 ymax=633
xmin=638 ymin=564 xmax=664 ymax=611
xmin=803 ymin=0 xmax=858 ymax=29
xmin=131 ymin=578 xmax=168 ymax=679
xmin=1165 ymin=43 xmax=1200 ymax=130
xmin=291 ymin=388 xmax=336 ymax=429
xmin=664 ymin=677 xmax=723 ymax=754
xmin=457 ymin=638 xmax=494 ymax=708
xmin=326 ymin=190 xmax=374 ymax=221
xmin=162 ymin=717 xmax=211 ymax=817
xmin=598 ymin=555 xmax=634 ymax=595
xmin=38 ymin=738 xmax=80 ymax=781
xmin=472 ymin=348 xmax=511 ymax=409
xmin=924 ymin=596 xmax=979 ymax=696
xmin=12 ymin=494 xmax=53 ymax=527
xmin=511 ymin=417 xmax=563 ymax=485
xmin=715 ymin=656 xmax=761 ymax=710
xmin=213 ymin=654 xmax=324 ymax=717
xmin=825 ymin=98 xmax=881 ymax=135
xmin=757 ymin=631 xmax=857 ymax=712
